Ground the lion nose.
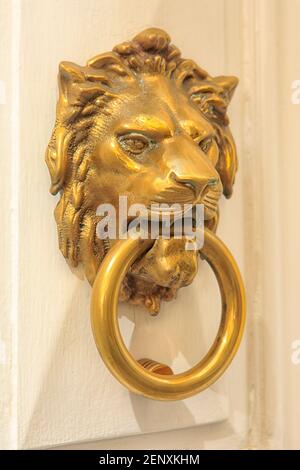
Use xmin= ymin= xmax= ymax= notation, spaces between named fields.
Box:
xmin=165 ymin=136 xmax=221 ymax=199
xmin=170 ymin=171 xmax=219 ymax=199
xmin=183 ymin=177 xmax=219 ymax=192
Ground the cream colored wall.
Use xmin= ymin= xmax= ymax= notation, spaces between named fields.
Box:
xmin=1 ymin=0 xmax=300 ymax=450
xmin=1 ymin=0 xmax=248 ymax=449
xmin=276 ymin=0 xmax=300 ymax=449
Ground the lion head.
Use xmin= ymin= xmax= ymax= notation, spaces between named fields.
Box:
xmin=46 ymin=28 xmax=238 ymax=314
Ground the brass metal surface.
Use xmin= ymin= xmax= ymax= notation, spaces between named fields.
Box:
xmin=46 ymin=27 xmax=245 ymax=399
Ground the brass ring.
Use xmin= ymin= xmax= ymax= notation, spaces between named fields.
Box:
xmin=91 ymin=229 xmax=246 ymax=401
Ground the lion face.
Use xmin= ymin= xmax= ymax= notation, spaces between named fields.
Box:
xmin=46 ymin=28 xmax=238 ymax=313
xmin=89 ymin=74 xmax=221 ymax=221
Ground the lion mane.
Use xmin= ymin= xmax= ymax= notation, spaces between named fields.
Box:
xmin=46 ymin=28 xmax=238 ymax=299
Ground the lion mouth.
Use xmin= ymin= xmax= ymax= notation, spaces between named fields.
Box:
xmin=147 ymin=187 xmax=221 ymax=222
xmin=147 ymin=200 xmax=219 ymax=226
xmin=126 ymin=203 xmax=211 ymax=238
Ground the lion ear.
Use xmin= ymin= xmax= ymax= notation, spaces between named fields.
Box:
xmin=58 ymin=61 xmax=86 ymax=103
xmin=45 ymin=126 xmax=72 ymax=195
xmin=212 ymin=76 xmax=238 ymax=198
xmin=216 ymin=126 xmax=238 ymax=199
xmin=58 ymin=59 xmax=122 ymax=113
xmin=87 ymin=52 xmax=133 ymax=77
xmin=213 ymin=75 xmax=238 ymax=103
xmin=45 ymin=62 xmax=85 ymax=196
xmin=46 ymin=60 xmax=109 ymax=196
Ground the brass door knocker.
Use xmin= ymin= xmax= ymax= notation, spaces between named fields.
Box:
xmin=46 ymin=28 xmax=245 ymax=400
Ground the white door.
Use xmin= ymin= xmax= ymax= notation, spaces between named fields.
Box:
xmin=1 ymin=0 xmax=300 ymax=450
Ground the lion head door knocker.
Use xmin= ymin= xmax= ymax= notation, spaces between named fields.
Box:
xmin=46 ymin=28 xmax=245 ymax=400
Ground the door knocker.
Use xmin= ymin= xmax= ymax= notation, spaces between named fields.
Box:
xmin=46 ymin=28 xmax=245 ymax=400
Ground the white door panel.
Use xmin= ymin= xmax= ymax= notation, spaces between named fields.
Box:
xmin=1 ymin=0 xmax=299 ymax=450
xmin=0 ymin=0 xmax=247 ymax=449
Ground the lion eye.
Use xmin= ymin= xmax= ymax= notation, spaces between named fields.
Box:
xmin=199 ymin=137 xmax=213 ymax=153
xmin=198 ymin=136 xmax=219 ymax=166
xmin=118 ymin=134 xmax=151 ymax=156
